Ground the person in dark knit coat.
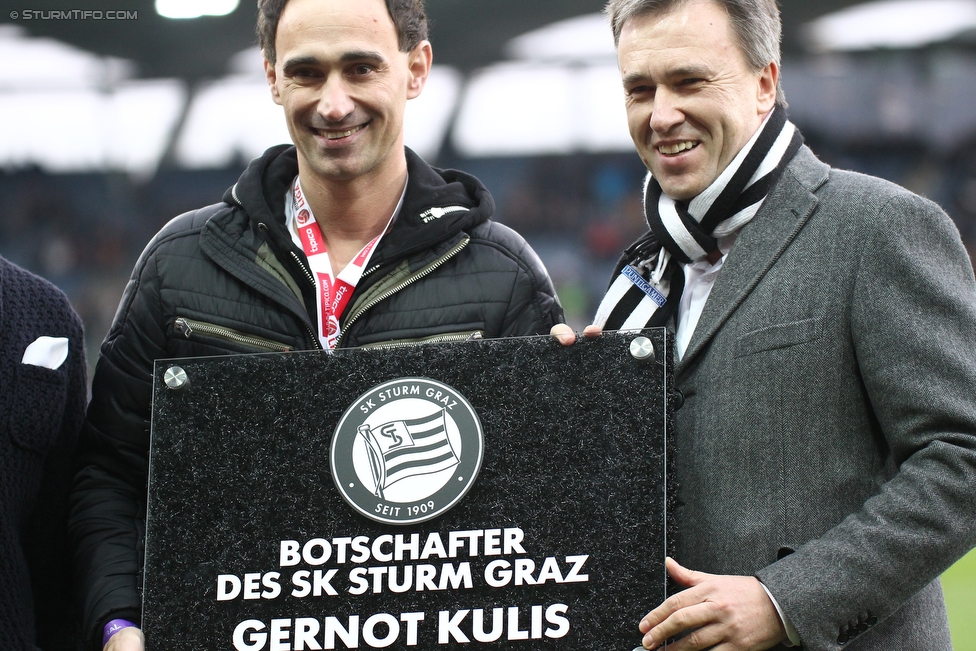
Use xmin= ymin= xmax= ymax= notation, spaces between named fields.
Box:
xmin=0 ymin=255 xmax=87 ymax=650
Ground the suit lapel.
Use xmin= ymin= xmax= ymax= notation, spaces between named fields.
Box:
xmin=675 ymin=147 xmax=829 ymax=377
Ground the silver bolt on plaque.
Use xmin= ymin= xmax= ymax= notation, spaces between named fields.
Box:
xmin=629 ymin=336 xmax=656 ymax=362
xmin=163 ymin=366 xmax=190 ymax=391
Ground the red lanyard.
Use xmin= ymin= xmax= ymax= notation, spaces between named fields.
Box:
xmin=288 ymin=177 xmax=388 ymax=350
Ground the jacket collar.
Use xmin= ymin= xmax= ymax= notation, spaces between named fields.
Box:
xmin=222 ymin=145 xmax=492 ymax=270
xmin=205 ymin=145 xmax=495 ymax=329
xmin=675 ymin=145 xmax=830 ymax=377
xmin=371 ymin=148 xmax=492 ymax=268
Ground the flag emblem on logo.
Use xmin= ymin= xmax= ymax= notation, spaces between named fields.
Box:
xmin=331 ymin=378 xmax=483 ymax=524
xmin=358 ymin=410 xmax=459 ymax=499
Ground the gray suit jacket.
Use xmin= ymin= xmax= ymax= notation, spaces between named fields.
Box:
xmin=673 ymin=146 xmax=976 ymax=650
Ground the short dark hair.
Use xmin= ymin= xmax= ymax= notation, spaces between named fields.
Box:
xmin=257 ymin=0 xmax=428 ymax=66
xmin=605 ymin=0 xmax=785 ymax=105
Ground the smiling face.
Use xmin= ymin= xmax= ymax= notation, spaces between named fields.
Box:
xmin=265 ymin=0 xmax=431 ymax=185
xmin=617 ymin=0 xmax=777 ymax=201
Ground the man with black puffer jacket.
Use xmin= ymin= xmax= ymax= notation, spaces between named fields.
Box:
xmin=69 ymin=1 xmax=563 ymax=649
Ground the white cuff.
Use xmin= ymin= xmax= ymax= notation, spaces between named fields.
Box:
xmin=759 ymin=581 xmax=801 ymax=647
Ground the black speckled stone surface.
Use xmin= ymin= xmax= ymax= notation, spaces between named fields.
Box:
xmin=144 ymin=329 xmax=675 ymax=650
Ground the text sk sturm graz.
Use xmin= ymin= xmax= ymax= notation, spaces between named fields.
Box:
xmin=217 ymin=527 xmax=590 ymax=649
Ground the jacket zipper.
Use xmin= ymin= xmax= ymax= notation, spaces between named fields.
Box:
xmin=359 ymin=330 xmax=484 ymax=350
xmin=336 ymin=236 xmax=470 ymax=348
xmin=224 ymin=187 xmax=319 ymax=350
xmin=175 ymin=317 xmax=293 ymax=352
xmin=288 ymin=250 xmax=324 ymax=349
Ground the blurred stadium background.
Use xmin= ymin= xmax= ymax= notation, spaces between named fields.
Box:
xmin=1 ymin=0 xmax=974 ymax=643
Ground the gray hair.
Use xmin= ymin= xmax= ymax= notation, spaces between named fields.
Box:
xmin=605 ymin=0 xmax=786 ymax=106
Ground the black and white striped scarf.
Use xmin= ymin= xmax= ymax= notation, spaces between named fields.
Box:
xmin=593 ymin=107 xmax=804 ymax=331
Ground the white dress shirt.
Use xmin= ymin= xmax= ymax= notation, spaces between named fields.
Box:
xmin=674 ymin=233 xmax=737 ymax=360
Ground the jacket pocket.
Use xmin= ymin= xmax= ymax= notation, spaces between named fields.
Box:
xmin=10 ymin=363 xmax=67 ymax=453
xmin=357 ymin=330 xmax=484 ymax=350
xmin=734 ymin=316 xmax=823 ymax=358
xmin=173 ymin=317 xmax=294 ymax=353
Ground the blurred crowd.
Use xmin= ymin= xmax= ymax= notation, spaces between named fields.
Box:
xmin=3 ymin=133 xmax=976 ymax=372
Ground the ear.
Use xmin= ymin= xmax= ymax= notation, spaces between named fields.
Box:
xmin=757 ymin=61 xmax=778 ymax=113
xmin=405 ymin=40 xmax=433 ymax=100
xmin=265 ymin=56 xmax=283 ymax=105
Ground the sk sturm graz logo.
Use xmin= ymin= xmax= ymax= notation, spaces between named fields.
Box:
xmin=331 ymin=377 xmax=483 ymax=525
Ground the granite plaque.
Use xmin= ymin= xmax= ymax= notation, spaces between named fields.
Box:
xmin=144 ymin=329 xmax=674 ymax=651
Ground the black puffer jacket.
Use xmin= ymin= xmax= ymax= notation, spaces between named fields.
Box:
xmin=69 ymin=146 xmax=562 ymax=649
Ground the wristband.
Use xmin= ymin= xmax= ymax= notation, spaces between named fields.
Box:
xmin=103 ymin=619 xmax=137 ymax=647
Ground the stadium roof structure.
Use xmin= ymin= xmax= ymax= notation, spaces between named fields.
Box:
xmin=3 ymin=0 xmax=976 ymax=173
xmin=7 ymin=0 xmax=884 ymax=82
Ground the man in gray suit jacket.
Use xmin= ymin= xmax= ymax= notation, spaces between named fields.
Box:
xmin=554 ymin=0 xmax=976 ymax=649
